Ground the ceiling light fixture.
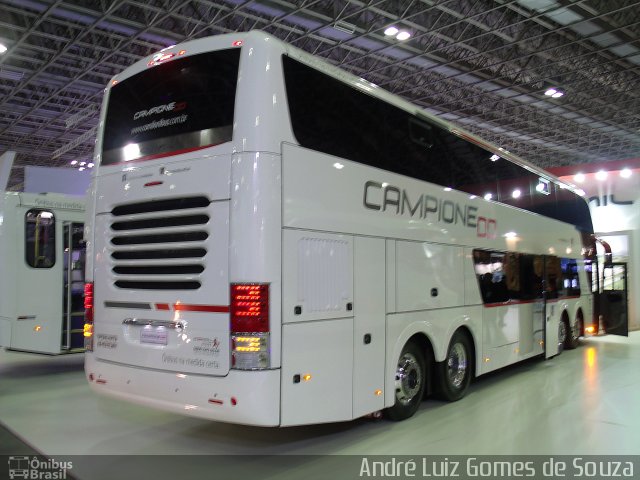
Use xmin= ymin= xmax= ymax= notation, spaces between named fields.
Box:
xmin=620 ymin=168 xmax=632 ymax=179
xmin=595 ymin=170 xmax=608 ymax=181
xmin=384 ymin=26 xmax=399 ymax=36
xmin=384 ymin=26 xmax=411 ymax=40
xmin=544 ymin=87 xmax=564 ymax=98
xmin=573 ymin=173 xmax=585 ymax=183
xmin=334 ymin=20 xmax=356 ymax=35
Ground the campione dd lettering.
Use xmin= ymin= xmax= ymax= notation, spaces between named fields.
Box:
xmin=366 ymin=181 xmax=486 ymax=223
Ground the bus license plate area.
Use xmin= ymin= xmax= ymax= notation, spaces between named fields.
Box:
xmin=140 ymin=327 xmax=169 ymax=346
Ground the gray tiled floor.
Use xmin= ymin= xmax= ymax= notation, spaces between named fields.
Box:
xmin=1 ymin=332 xmax=638 ymax=458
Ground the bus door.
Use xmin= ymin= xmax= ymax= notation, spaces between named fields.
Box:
xmin=14 ymin=208 xmax=62 ymax=354
xmin=542 ymin=292 xmax=560 ymax=358
xmin=542 ymin=256 xmax=561 ymax=359
xmin=599 ymin=262 xmax=628 ymax=337
xmin=62 ymin=222 xmax=86 ymax=351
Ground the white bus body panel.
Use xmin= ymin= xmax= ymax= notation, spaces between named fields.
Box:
xmin=85 ymin=354 xmax=280 ymax=426
xmin=352 ymin=236 xmax=386 ymax=418
xmin=279 ymin=233 xmax=387 ymax=425
xmin=281 ymin=143 xmax=580 ymax=255
xmin=87 ymin=148 xmax=287 ymax=423
xmin=282 ymin=230 xmax=353 ymax=324
xmin=395 ymin=240 xmax=465 ymax=312
xmin=281 ymin=318 xmax=354 ymax=426
xmin=229 ymin=151 xmax=283 ymax=368
xmin=92 ymin=153 xmax=232 ymax=376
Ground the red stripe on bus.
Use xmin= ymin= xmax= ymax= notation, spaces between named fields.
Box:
xmin=173 ymin=304 xmax=230 ymax=313
xmin=484 ymin=295 xmax=582 ymax=308
xmin=155 ymin=303 xmax=170 ymax=310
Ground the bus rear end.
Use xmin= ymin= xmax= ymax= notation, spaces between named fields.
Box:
xmin=84 ymin=32 xmax=283 ymax=426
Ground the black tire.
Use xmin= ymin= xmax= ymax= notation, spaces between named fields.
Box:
xmin=385 ymin=341 xmax=427 ymax=421
xmin=437 ymin=331 xmax=472 ymax=402
xmin=565 ymin=316 xmax=582 ymax=350
xmin=557 ymin=317 xmax=569 ymax=353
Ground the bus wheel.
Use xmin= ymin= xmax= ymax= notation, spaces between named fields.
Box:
xmin=558 ymin=318 xmax=568 ymax=352
xmin=438 ymin=331 xmax=472 ymax=402
xmin=385 ymin=341 xmax=426 ymax=421
xmin=566 ymin=316 xmax=582 ymax=350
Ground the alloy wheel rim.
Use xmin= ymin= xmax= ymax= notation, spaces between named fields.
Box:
xmin=447 ymin=343 xmax=467 ymax=389
xmin=395 ymin=353 xmax=422 ymax=405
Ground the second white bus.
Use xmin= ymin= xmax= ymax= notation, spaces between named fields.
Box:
xmin=84 ymin=31 xmax=594 ymax=426
xmin=0 ymin=192 xmax=85 ymax=354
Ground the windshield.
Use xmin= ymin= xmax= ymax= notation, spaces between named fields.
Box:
xmin=102 ymin=48 xmax=240 ymax=165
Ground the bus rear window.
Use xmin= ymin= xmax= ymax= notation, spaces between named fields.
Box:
xmin=102 ymin=48 xmax=240 ymax=165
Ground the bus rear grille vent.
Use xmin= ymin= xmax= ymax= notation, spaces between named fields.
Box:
xmin=109 ymin=196 xmax=211 ymax=291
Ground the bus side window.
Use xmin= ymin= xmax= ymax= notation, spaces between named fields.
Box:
xmin=25 ymin=209 xmax=56 ymax=268
xmin=473 ymin=249 xmax=509 ymax=303
xmin=560 ymin=258 xmax=580 ymax=296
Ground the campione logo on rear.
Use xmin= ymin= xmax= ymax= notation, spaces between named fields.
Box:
xmin=133 ymin=101 xmax=187 ymax=120
xmin=363 ymin=181 xmax=497 ymax=238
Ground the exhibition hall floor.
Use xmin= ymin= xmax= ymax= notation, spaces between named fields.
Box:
xmin=1 ymin=333 xmax=639 ymax=477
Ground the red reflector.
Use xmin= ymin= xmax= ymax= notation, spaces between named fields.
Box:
xmin=232 ymin=40 xmax=243 ymax=47
xmin=230 ymin=284 xmax=269 ymax=333
xmin=96 ymin=379 xmax=107 ymax=385
xmin=144 ymin=181 xmax=163 ymax=187
xmin=231 ymin=397 xmax=237 ymax=406
xmin=208 ymin=398 xmax=224 ymax=405
xmin=174 ymin=304 xmax=229 ymax=313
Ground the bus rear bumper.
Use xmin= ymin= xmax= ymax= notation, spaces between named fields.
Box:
xmin=85 ymin=354 xmax=281 ymax=426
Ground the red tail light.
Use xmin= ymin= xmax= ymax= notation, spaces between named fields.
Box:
xmin=84 ymin=282 xmax=94 ymax=351
xmin=230 ymin=283 xmax=270 ymax=370
xmin=230 ymin=284 xmax=269 ymax=333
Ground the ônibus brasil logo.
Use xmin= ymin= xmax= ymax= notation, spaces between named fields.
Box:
xmin=8 ymin=456 xmax=72 ymax=480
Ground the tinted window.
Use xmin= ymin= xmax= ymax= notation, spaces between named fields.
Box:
xmin=560 ymin=258 xmax=581 ymax=297
xmin=474 ymin=250 xmax=553 ymax=304
xmin=283 ymin=55 xmax=592 ymax=233
xmin=102 ymin=48 xmax=240 ymax=164
xmin=25 ymin=209 xmax=56 ymax=268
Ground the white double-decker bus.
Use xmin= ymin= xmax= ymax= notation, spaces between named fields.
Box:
xmin=84 ymin=30 xmax=594 ymax=426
